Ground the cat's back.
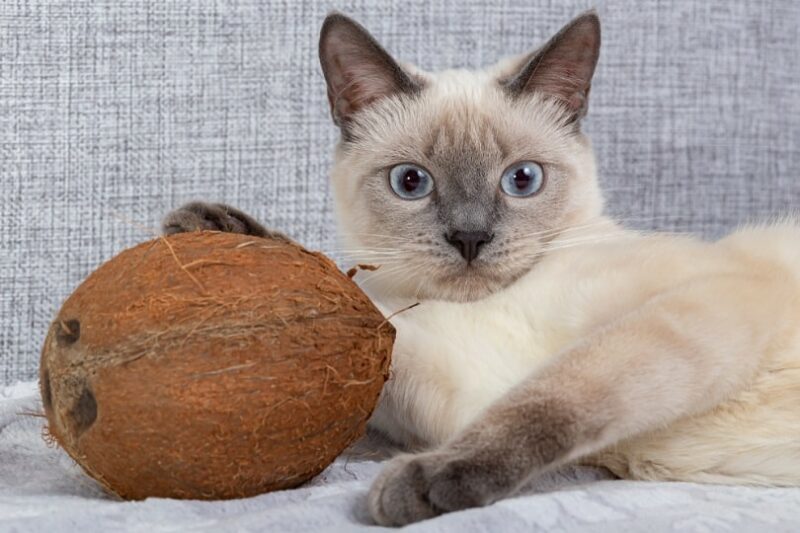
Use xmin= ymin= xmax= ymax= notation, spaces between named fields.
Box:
xmin=718 ymin=218 xmax=800 ymax=282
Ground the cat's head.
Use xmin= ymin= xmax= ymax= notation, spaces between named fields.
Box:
xmin=320 ymin=12 xmax=604 ymax=302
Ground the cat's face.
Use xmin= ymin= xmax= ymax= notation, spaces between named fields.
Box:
xmin=320 ymin=13 xmax=604 ymax=302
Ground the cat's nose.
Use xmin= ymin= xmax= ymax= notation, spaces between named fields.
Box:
xmin=445 ymin=231 xmax=494 ymax=263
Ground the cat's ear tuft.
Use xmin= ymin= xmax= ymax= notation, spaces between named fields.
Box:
xmin=319 ymin=13 xmax=420 ymax=128
xmin=504 ymin=11 xmax=601 ymax=122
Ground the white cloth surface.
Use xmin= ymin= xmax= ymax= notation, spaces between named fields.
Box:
xmin=2 ymin=381 xmax=800 ymax=532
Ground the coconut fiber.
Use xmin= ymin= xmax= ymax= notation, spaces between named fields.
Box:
xmin=39 ymin=231 xmax=394 ymax=500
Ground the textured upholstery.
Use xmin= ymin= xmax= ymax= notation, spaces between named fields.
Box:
xmin=2 ymin=0 xmax=799 ymax=383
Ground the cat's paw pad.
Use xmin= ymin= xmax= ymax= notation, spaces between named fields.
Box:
xmin=162 ymin=202 xmax=268 ymax=237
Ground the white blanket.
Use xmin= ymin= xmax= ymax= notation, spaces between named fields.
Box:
xmin=2 ymin=381 xmax=799 ymax=532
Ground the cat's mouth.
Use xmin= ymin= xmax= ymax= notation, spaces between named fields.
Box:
xmin=355 ymin=244 xmax=541 ymax=303
xmin=432 ymin=258 xmax=533 ymax=302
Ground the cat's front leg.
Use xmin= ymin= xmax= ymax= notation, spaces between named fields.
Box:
xmin=162 ymin=201 xmax=288 ymax=241
xmin=369 ymin=376 xmax=605 ymax=526
xmin=369 ymin=273 xmax=792 ymax=526
xmin=368 ymin=391 xmax=581 ymax=525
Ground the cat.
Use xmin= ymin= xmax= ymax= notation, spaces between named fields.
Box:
xmin=164 ymin=10 xmax=800 ymax=527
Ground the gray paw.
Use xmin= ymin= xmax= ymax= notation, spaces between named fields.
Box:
xmin=162 ymin=202 xmax=286 ymax=240
xmin=368 ymin=454 xmax=439 ymax=527
xmin=368 ymin=450 xmax=511 ymax=527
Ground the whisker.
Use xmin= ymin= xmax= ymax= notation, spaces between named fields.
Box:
xmin=332 ymin=250 xmax=409 ymax=256
xmin=336 ymin=232 xmax=421 ymax=242
xmin=541 ymin=235 xmax=632 ymax=253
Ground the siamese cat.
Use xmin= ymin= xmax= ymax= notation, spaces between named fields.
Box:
xmin=164 ymin=11 xmax=800 ymax=527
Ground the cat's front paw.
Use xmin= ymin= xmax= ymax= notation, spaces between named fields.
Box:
xmin=368 ymin=450 xmax=508 ymax=527
xmin=368 ymin=453 xmax=439 ymax=527
xmin=162 ymin=202 xmax=286 ymax=240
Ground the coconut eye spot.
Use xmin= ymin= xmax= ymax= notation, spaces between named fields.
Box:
xmin=500 ymin=161 xmax=544 ymax=197
xmin=389 ymin=164 xmax=434 ymax=200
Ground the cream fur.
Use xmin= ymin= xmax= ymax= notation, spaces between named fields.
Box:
xmin=330 ymin=61 xmax=800 ymax=486
xmin=364 ymin=220 xmax=800 ymax=483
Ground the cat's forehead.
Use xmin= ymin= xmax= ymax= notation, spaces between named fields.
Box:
xmin=420 ymin=113 xmax=511 ymax=182
xmin=420 ymin=75 xmax=573 ymax=168
xmin=377 ymin=70 xmax=515 ymax=164
xmin=348 ymin=65 xmax=575 ymax=169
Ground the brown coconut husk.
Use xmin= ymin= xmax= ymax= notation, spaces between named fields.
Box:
xmin=40 ymin=231 xmax=394 ymax=500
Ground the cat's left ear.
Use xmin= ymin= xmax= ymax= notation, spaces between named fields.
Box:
xmin=504 ymin=11 xmax=601 ymax=122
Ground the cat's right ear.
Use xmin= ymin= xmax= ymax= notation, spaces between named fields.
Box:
xmin=319 ymin=13 xmax=420 ymax=129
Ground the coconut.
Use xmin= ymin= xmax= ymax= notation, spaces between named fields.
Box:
xmin=39 ymin=231 xmax=394 ymax=500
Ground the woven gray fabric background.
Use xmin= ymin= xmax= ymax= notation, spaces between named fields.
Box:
xmin=2 ymin=0 xmax=799 ymax=384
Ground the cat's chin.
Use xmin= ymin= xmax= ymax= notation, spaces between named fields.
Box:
xmin=427 ymin=283 xmax=503 ymax=303
xmin=423 ymin=262 xmax=532 ymax=303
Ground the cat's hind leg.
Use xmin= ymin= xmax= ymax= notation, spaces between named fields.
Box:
xmin=594 ymin=343 xmax=800 ymax=487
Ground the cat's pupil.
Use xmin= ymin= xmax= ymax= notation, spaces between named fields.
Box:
xmin=403 ymin=170 xmax=422 ymax=192
xmin=514 ymin=168 xmax=532 ymax=189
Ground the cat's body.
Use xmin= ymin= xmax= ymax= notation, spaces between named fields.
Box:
xmin=368 ymin=220 xmax=800 ymax=486
xmin=164 ymin=10 xmax=800 ymax=527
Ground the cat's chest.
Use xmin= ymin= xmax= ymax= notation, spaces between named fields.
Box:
xmin=373 ymin=268 xmax=605 ymax=444
xmin=391 ymin=272 xmax=589 ymax=384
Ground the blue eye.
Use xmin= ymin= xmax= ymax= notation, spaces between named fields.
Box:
xmin=389 ymin=164 xmax=434 ymax=200
xmin=500 ymin=162 xmax=544 ymax=197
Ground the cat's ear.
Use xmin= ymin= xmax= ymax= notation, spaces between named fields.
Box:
xmin=319 ymin=13 xmax=420 ymax=128
xmin=504 ymin=11 xmax=601 ymax=122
